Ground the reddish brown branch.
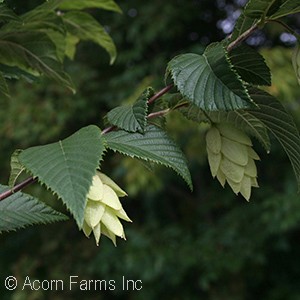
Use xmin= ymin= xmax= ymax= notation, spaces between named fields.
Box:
xmin=147 ymin=84 xmax=173 ymax=105
xmin=101 ymin=84 xmax=174 ymax=135
xmin=0 ymin=177 xmax=37 ymax=201
xmin=0 ymin=85 xmax=175 ymax=201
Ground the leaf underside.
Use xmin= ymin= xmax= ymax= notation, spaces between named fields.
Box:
xmin=248 ymin=88 xmax=300 ymax=189
xmin=0 ymin=71 xmax=9 ymax=97
xmin=180 ymin=103 xmax=271 ymax=152
xmin=8 ymin=149 xmax=24 ymax=187
xmin=105 ymin=125 xmax=193 ymax=190
xmin=0 ymin=184 xmax=68 ymax=233
xmin=0 ymin=31 xmax=75 ymax=92
xmin=63 ymin=11 xmax=117 ymax=64
xmin=0 ymin=0 xmax=120 ymax=95
xmin=19 ymin=125 xmax=106 ymax=227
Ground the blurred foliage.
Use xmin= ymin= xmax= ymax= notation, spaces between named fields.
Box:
xmin=262 ymin=47 xmax=300 ymax=113
xmin=1 ymin=0 xmax=300 ymax=299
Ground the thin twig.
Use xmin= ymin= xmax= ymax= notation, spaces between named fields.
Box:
xmin=0 ymin=85 xmax=175 ymax=201
xmin=147 ymin=84 xmax=173 ymax=105
xmin=101 ymin=125 xmax=116 ymax=135
xmin=0 ymin=177 xmax=37 ymax=201
xmin=0 ymin=20 xmax=263 ymax=202
xmin=227 ymin=23 xmax=259 ymax=52
xmin=147 ymin=108 xmax=170 ymax=119
xmin=101 ymin=84 xmax=174 ymax=135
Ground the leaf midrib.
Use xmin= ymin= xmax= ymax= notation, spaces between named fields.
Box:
xmin=0 ymin=38 xmax=59 ymax=78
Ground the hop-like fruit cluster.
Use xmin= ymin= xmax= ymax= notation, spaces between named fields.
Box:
xmin=83 ymin=171 xmax=132 ymax=246
xmin=292 ymin=44 xmax=300 ymax=85
xmin=206 ymin=123 xmax=260 ymax=201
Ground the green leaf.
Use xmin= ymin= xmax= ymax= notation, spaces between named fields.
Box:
xmin=0 ymin=31 xmax=75 ymax=92
xmin=230 ymin=14 xmax=258 ymax=41
xmin=0 ymin=184 xmax=68 ymax=233
xmin=63 ymin=11 xmax=116 ymax=64
xmin=292 ymin=44 xmax=300 ymax=85
xmin=19 ymin=125 xmax=106 ymax=227
xmin=248 ymin=88 xmax=300 ymax=189
xmin=244 ymin=0 xmax=300 ymax=20
xmin=20 ymin=9 xmax=65 ymax=34
xmin=270 ymin=0 xmax=300 ymax=19
xmin=106 ymin=87 xmax=154 ymax=133
xmin=58 ymin=0 xmax=122 ymax=13
xmin=19 ymin=10 xmax=66 ymax=62
xmin=181 ymin=103 xmax=271 ymax=152
xmin=209 ymin=110 xmax=271 ymax=152
xmin=8 ymin=149 xmax=25 ymax=187
xmin=244 ymin=0 xmax=281 ymax=19
xmin=167 ymin=42 xmax=254 ymax=111
xmin=0 ymin=4 xmax=19 ymax=23
xmin=65 ymin=33 xmax=80 ymax=60
xmin=0 ymin=71 xmax=9 ymax=97
xmin=229 ymin=44 xmax=271 ymax=86
xmin=0 ymin=63 xmax=39 ymax=82
xmin=105 ymin=125 xmax=192 ymax=190
xmin=1 ymin=9 xmax=65 ymax=50
xmin=38 ymin=0 xmax=121 ymax=13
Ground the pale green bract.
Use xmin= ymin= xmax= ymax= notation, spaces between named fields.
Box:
xmin=206 ymin=123 xmax=260 ymax=201
xmin=83 ymin=171 xmax=131 ymax=246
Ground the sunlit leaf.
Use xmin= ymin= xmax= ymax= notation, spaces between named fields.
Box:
xmin=19 ymin=9 xmax=66 ymax=62
xmin=38 ymin=0 xmax=121 ymax=13
xmin=0 ymin=31 xmax=75 ymax=92
xmin=58 ymin=0 xmax=122 ymax=13
xmin=8 ymin=149 xmax=25 ymax=187
xmin=64 ymin=33 xmax=80 ymax=60
xmin=63 ymin=11 xmax=117 ymax=64
xmin=0 ymin=71 xmax=9 ymax=97
xmin=0 ymin=63 xmax=39 ymax=82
